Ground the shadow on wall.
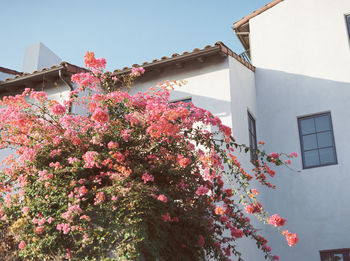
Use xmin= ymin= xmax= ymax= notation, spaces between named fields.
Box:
xmin=254 ymin=68 xmax=350 ymax=261
xmin=167 ymin=89 xmax=232 ymax=119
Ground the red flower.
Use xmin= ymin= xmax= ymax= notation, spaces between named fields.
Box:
xmin=283 ymin=230 xmax=299 ymax=247
xmin=157 ymin=194 xmax=167 ymax=203
xmin=215 ymin=206 xmax=224 ymax=215
xmin=268 ymin=214 xmax=287 ymax=227
xmin=161 ymin=213 xmax=171 ymax=222
xmin=91 ymin=108 xmax=109 ymax=123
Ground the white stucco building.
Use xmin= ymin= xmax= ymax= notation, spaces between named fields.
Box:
xmin=233 ymin=0 xmax=350 ymax=260
xmin=0 ymin=0 xmax=349 ymax=260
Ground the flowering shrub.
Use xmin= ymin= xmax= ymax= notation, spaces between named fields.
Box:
xmin=0 ymin=52 xmax=298 ymax=260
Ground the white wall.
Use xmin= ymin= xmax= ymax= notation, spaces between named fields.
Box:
xmin=250 ymin=0 xmax=350 ymax=83
xmin=23 ymin=43 xmax=62 ymax=73
xmin=129 ymin=56 xmax=233 ymax=128
xmin=249 ymin=0 xmax=350 ymax=260
xmin=228 ymin=57 xmax=269 ymax=260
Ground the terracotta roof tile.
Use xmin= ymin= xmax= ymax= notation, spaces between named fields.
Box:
xmin=233 ymin=0 xmax=283 ymax=29
xmin=1 ymin=42 xmax=255 ymax=88
xmin=0 ymin=62 xmax=86 ymax=86
xmin=113 ymin=42 xmax=255 ymax=75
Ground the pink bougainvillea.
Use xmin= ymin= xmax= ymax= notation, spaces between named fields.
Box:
xmin=50 ymin=103 xmax=66 ymax=115
xmin=269 ymin=214 xmax=287 ymax=227
xmin=283 ymin=230 xmax=299 ymax=247
xmin=0 ymin=51 xmax=298 ymax=260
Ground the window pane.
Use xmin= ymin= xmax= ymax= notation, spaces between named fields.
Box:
xmin=315 ymin=115 xmax=331 ymax=132
xmin=319 ymin=147 xmax=336 ymax=165
xmin=304 ymin=150 xmax=320 ymax=167
xmin=252 ymin=135 xmax=257 ymax=150
xmin=323 ymin=255 xmax=344 ymax=261
xmin=248 ymin=118 xmax=252 ymax=132
xmin=248 ymin=112 xmax=257 ymax=163
xmin=248 ymin=117 xmax=255 ymax=134
xmin=249 ymin=133 xmax=253 ymax=148
xmin=317 ymin=131 xmax=333 ymax=148
xmin=300 ymin=118 xmax=315 ymax=135
xmin=302 ymin=134 xmax=318 ymax=150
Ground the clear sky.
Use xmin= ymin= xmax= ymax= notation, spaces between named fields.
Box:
xmin=1 ymin=0 xmax=271 ymax=72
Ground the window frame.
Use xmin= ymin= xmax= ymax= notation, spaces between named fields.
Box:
xmin=169 ymin=97 xmax=192 ymax=104
xmin=297 ymin=112 xmax=337 ymax=169
xmin=247 ymin=111 xmax=258 ymax=164
xmin=345 ymin=13 xmax=350 ymax=42
xmin=320 ymin=248 xmax=350 ymax=261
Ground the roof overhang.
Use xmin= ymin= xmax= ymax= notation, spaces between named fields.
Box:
xmin=233 ymin=0 xmax=284 ymax=57
xmin=0 ymin=62 xmax=86 ymax=92
xmin=0 ymin=67 xmax=23 ymax=76
xmin=114 ymin=41 xmax=254 ymax=76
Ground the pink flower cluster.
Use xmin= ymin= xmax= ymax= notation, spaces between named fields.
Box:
xmin=130 ymin=67 xmax=145 ymax=77
xmin=83 ymin=151 xmax=99 ymax=168
xmin=91 ymin=108 xmax=109 ymax=123
xmin=142 ymin=172 xmax=154 ymax=184
xmin=50 ymin=103 xmax=66 ymax=116
xmin=283 ymin=230 xmax=299 ymax=247
xmin=71 ymin=73 xmax=99 ymax=90
xmin=62 ymin=204 xmax=82 ymax=221
xmin=18 ymin=240 xmax=26 ymax=250
xmin=30 ymin=91 xmax=47 ymax=101
xmin=157 ymin=194 xmax=167 ymax=203
xmin=245 ymin=202 xmax=262 ymax=214
xmin=22 ymin=206 xmax=30 ymax=215
xmin=94 ymin=192 xmax=105 ymax=205
xmin=196 ymin=185 xmax=209 ymax=196
xmin=215 ymin=206 xmax=224 ymax=215
xmin=268 ymin=214 xmax=287 ymax=227
xmin=84 ymin=51 xmax=106 ymax=70
xmin=230 ymin=227 xmax=244 ymax=238
xmin=177 ymin=155 xmax=191 ymax=168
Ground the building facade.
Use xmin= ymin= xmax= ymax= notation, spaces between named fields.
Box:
xmin=0 ymin=1 xmax=349 ymax=260
xmin=234 ymin=0 xmax=350 ymax=260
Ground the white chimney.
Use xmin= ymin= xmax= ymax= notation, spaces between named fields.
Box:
xmin=22 ymin=42 xmax=62 ymax=73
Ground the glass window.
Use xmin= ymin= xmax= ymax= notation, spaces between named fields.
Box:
xmin=247 ymin=112 xmax=257 ymax=163
xmin=320 ymin=248 xmax=350 ymax=261
xmin=346 ymin=14 xmax=350 ymax=40
xmin=298 ymin=112 xmax=337 ymax=169
xmin=169 ymin=98 xmax=192 ymax=108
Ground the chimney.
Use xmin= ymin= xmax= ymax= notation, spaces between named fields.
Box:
xmin=22 ymin=42 xmax=62 ymax=73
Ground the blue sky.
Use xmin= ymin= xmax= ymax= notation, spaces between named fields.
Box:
xmin=1 ymin=0 xmax=271 ymax=72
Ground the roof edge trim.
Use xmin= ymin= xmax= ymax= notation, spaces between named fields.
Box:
xmin=233 ymin=0 xmax=284 ymax=30
xmin=0 ymin=67 xmax=23 ymax=76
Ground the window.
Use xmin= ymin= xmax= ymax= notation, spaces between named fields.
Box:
xmin=177 ymin=98 xmax=192 ymax=104
xmin=346 ymin=14 xmax=350 ymax=39
xmin=247 ymin=112 xmax=257 ymax=163
xmin=298 ymin=112 xmax=337 ymax=169
xmin=169 ymin=98 xmax=192 ymax=108
xmin=320 ymin=248 xmax=350 ymax=261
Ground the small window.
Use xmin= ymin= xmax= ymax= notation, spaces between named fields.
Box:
xmin=169 ymin=98 xmax=192 ymax=108
xmin=247 ymin=112 xmax=257 ymax=163
xmin=298 ymin=112 xmax=337 ymax=169
xmin=320 ymin=248 xmax=350 ymax=261
xmin=346 ymin=14 xmax=350 ymax=39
